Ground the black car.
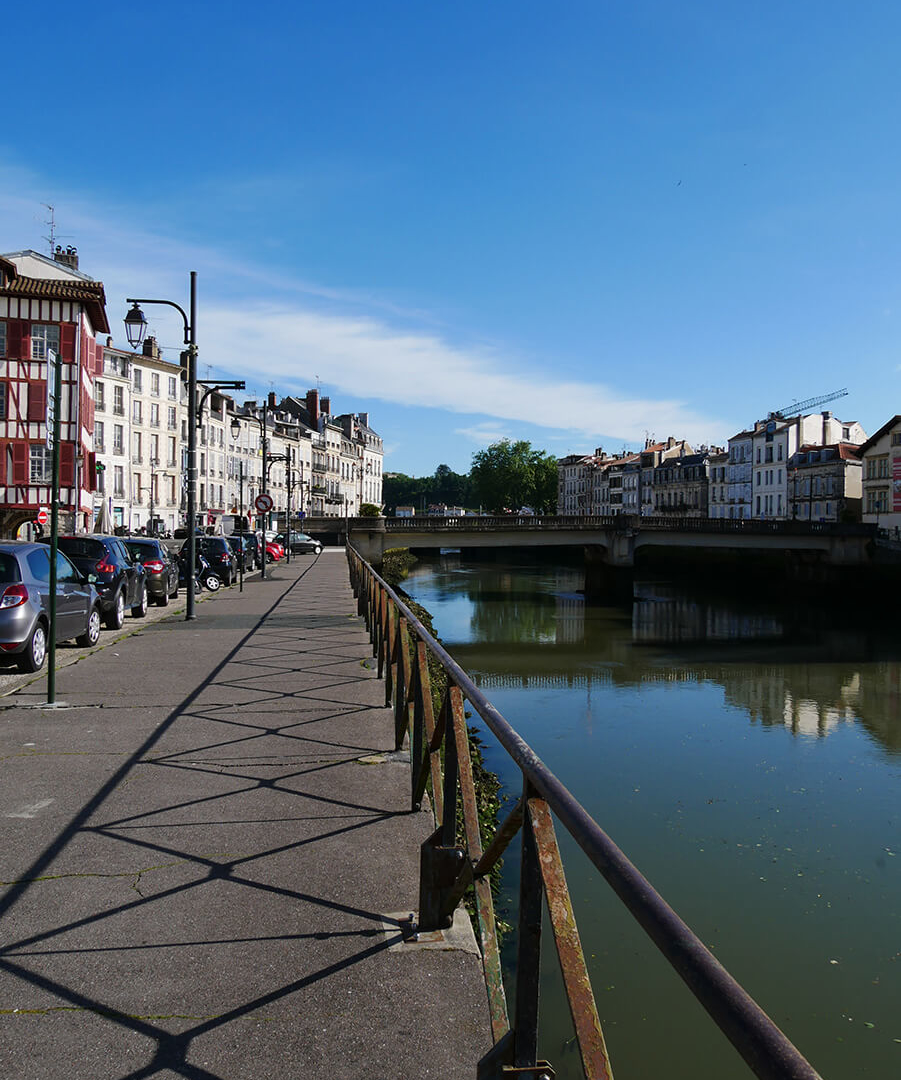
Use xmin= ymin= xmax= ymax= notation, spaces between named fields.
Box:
xmin=43 ymin=535 xmax=148 ymax=630
xmin=239 ymin=532 xmax=263 ymax=570
xmin=123 ymin=538 xmax=180 ymax=606
xmin=225 ymin=534 xmax=253 ymax=572
xmin=188 ymin=536 xmax=237 ymax=586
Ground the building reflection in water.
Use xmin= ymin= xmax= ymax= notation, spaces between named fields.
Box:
xmin=464 ymin=567 xmax=901 ymax=753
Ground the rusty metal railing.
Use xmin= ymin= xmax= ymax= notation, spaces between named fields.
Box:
xmin=347 ymin=546 xmax=823 ymax=1080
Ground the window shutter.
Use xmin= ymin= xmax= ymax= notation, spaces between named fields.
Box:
xmin=0 ymin=441 xmax=5 ymax=483
xmin=86 ymin=450 xmax=97 ymax=492
xmin=11 ymin=442 xmax=27 ymax=484
xmin=95 ymin=341 xmax=104 ymax=375
xmin=60 ymin=442 xmax=75 ymax=486
xmin=27 ymin=382 xmax=47 ymax=422
xmin=6 ymin=320 xmax=28 ymax=359
xmin=60 ymin=322 xmax=76 ymax=362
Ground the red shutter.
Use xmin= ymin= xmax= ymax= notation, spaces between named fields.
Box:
xmin=60 ymin=442 xmax=75 ymax=486
xmin=0 ymin=441 xmax=5 ymax=483
xmin=60 ymin=322 xmax=76 ymax=362
xmin=86 ymin=450 xmax=97 ymax=492
xmin=27 ymin=382 xmax=47 ymax=422
xmin=11 ymin=442 xmax=27 ymax=484
xmin=6 ymin=320 xmax=29 ymax=359
xmin=95 ymin=341 xmax=104 ymax=375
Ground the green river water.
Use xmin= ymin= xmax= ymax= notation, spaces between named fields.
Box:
xmin=401 ymin=552 xmax=900 ymax=1080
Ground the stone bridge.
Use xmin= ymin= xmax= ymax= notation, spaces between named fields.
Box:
xmin=343 ymin=514 xmax=877 ymax=573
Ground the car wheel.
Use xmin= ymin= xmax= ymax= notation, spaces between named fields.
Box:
xmin=76 ymin=607 xmax=102 ymax=647
xmin=131 ymin=584 xmax=148 ymax=618
xmin=157 ymin=588 xmax=169 ymax=607
xmin=17 ymin=621 xmax=47 ymax=673
xmin=105 ymin=590 xmax=125 ymax=630
xmin=314 ymin=545 xmax=322 ymax=555
xmin=204 ymin=573 xmax=221 ymax=591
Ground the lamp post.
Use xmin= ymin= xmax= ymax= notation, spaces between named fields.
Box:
xmin=232 ymin=410 xmax=269 ymax=580
xmin=125 ymin=274 xmax=199 ymax=619
xmin=148 ymin=457 xmax=159 ymax=536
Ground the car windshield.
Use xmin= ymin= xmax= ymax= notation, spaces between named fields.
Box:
xmin=0 ymin=552 xmax=22 ymax=582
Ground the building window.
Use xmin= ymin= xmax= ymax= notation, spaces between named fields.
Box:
xmin=843 ymin=427 xmax=851 ymax=441
xmin=133 ymin=368 xmax=142 ymax=392
xmin=114 ymin=465 xmax=125 ymax=497
xmin=151 ymin=372 xmax=160 ymax=396
xmin=30 ymin=444 xmax=52 ymax=482
xmin=0 ymin=321 xmax=6 ymax=356
xmin=95 ymin=381 xmax=105 ymax=410
xmin=0 ymin=383 xmax=6 ymax=420
xmin=168 ymin=376 xmax=177 ymax=399
xmin=765 ymin=446 xmax=773 ymax=463
xmin=168 ymin=437 xmax=177 ymax=466
xmin=133 ymin=400 xmax=142 ymax=423
xmin=113 ymin=385 xmax=125 ymax=415
xmin=150 ymin=403 xmax=160 ymax=428
xmin=168 ymin=406 xmax=177 ymax=429
xmin=113 ymin=424 xmax=124 ymax=454
xmin=31 ymin=324 xmax=60 ymax=360
xmin=94 ymin=420 xmax=105 ymax=452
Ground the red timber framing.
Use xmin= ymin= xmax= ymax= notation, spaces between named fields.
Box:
xmin=0 ymin=264 xmax=109 ymax=536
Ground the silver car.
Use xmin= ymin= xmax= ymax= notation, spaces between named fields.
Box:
xmin=0 ymin=541 xmax=102 ymax=673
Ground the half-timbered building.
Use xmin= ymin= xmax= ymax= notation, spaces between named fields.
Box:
xmin=0 ymin=248 xmax=109 ymax=536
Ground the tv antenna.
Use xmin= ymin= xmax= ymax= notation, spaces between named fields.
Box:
xmin=41 ymin=204 xmax=73 ymax=256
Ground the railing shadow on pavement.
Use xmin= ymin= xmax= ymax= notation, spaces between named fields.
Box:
xmin=0 ymin=572 xmax=412 ymax=1080
xmin=347 ymin=544 xmax=825 ymax=1080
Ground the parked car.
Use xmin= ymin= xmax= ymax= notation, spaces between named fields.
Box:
xmin=225 ymin=534 xmax=254 ymax=572
xmin=123 ymin=538 xmax=180 ymax=606
xmin=275 ymin=532 xmax=322 ymax=556
xmin=40 ymin=534 xmax=148 ymax=630
xmin=0 ymin=541 xmax=102 ymax=672
xmin=240 ymin=533 xmax=261 ymax=570
xmin=186 ymin=536 xmax=237 ymax=586
xmin=176 ymin=547 xmax=220 ymax=592
xmin=265 ymin=540 xmax=284 ymax=563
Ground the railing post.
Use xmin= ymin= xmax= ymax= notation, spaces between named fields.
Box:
xmin=514 ymin=780 xmax=543 ymax=1069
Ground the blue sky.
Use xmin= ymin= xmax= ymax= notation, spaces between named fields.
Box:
xmin=2 ymin=1 xmax=899 ymax=474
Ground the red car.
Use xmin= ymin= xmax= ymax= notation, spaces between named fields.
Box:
xmin=265 ymin=540 xmax=284 ymax=563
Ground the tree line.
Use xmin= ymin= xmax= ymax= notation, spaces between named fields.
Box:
xmin=383 ymin=439 xmax=558 ymax=515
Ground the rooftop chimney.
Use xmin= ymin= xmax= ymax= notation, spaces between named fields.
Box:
xmin=358 ymin=412 xmax=369 ymax=428
xmin=306 ymin=389 xmax=320 ymax=431
xmin=53 ymin=244 xmax=79 ymax=271
xmin=321 ymin=396 xmax=331 ymax=416
xmin=268 ymin=391 xmax=277 ymax=411
xmin=142 ymin=336 xmax=162 ymax=360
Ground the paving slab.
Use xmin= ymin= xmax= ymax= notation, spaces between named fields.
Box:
xmin=0 ymin=551 xmax=492 ymax=1080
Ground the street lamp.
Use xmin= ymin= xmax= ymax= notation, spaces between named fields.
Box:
xmin=124 ymin=273 xmax=198 ymax=619
xmin=148 ymin=457 xmax=159 ymax=536
xmin=234 ymin=408 xmax=270 ymax=580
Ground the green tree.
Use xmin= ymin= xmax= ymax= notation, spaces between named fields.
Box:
xmin=432 ymin=463 xmax=470 ymax=507
xmin=469 ymin=440 xmax=557 ymax=513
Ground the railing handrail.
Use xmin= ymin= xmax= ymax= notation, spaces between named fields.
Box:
xmin=347 ymin=545 xmax=823 ymax=1080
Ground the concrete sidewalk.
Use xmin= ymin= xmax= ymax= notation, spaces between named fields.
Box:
xmin=0 ymin=551 xmax=492 ymax=1080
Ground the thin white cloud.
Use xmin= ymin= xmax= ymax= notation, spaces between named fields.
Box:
xmin=0 ymin=166 xmax=728 ymax=447
xmin=455 ymin=422 xmax=512 ymax=444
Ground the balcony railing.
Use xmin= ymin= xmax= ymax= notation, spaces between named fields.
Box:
xmin=347 ymin=545 xmax=823 ymax=1080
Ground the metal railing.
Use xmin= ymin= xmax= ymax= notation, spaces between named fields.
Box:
xmin=347 ymin=545 xmax=823 ymax=1080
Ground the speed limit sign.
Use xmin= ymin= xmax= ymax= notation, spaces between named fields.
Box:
xmin=254 ymin=493 xmax=274 ymax=514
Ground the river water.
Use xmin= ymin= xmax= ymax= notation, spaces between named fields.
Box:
xmin=401 ymin=552 xmax=899 ymax=1080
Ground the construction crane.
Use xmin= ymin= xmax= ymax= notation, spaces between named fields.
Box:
xmin=767 ymin=388 xmax=848 ymax=420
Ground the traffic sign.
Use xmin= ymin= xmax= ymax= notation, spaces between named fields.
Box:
xmin=36 ymin=508 xmax=48 ymax=526
xmin=254 ymin=493 xmax=274 ymax=514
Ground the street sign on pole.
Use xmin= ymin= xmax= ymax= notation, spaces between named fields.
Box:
xmin=45 ymin=348 xmax=57 ymax=451
xmin=36 ymin=508 xmax=49 ymax=527
xmin=254 ymin=493 xmax=274 ymax=514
